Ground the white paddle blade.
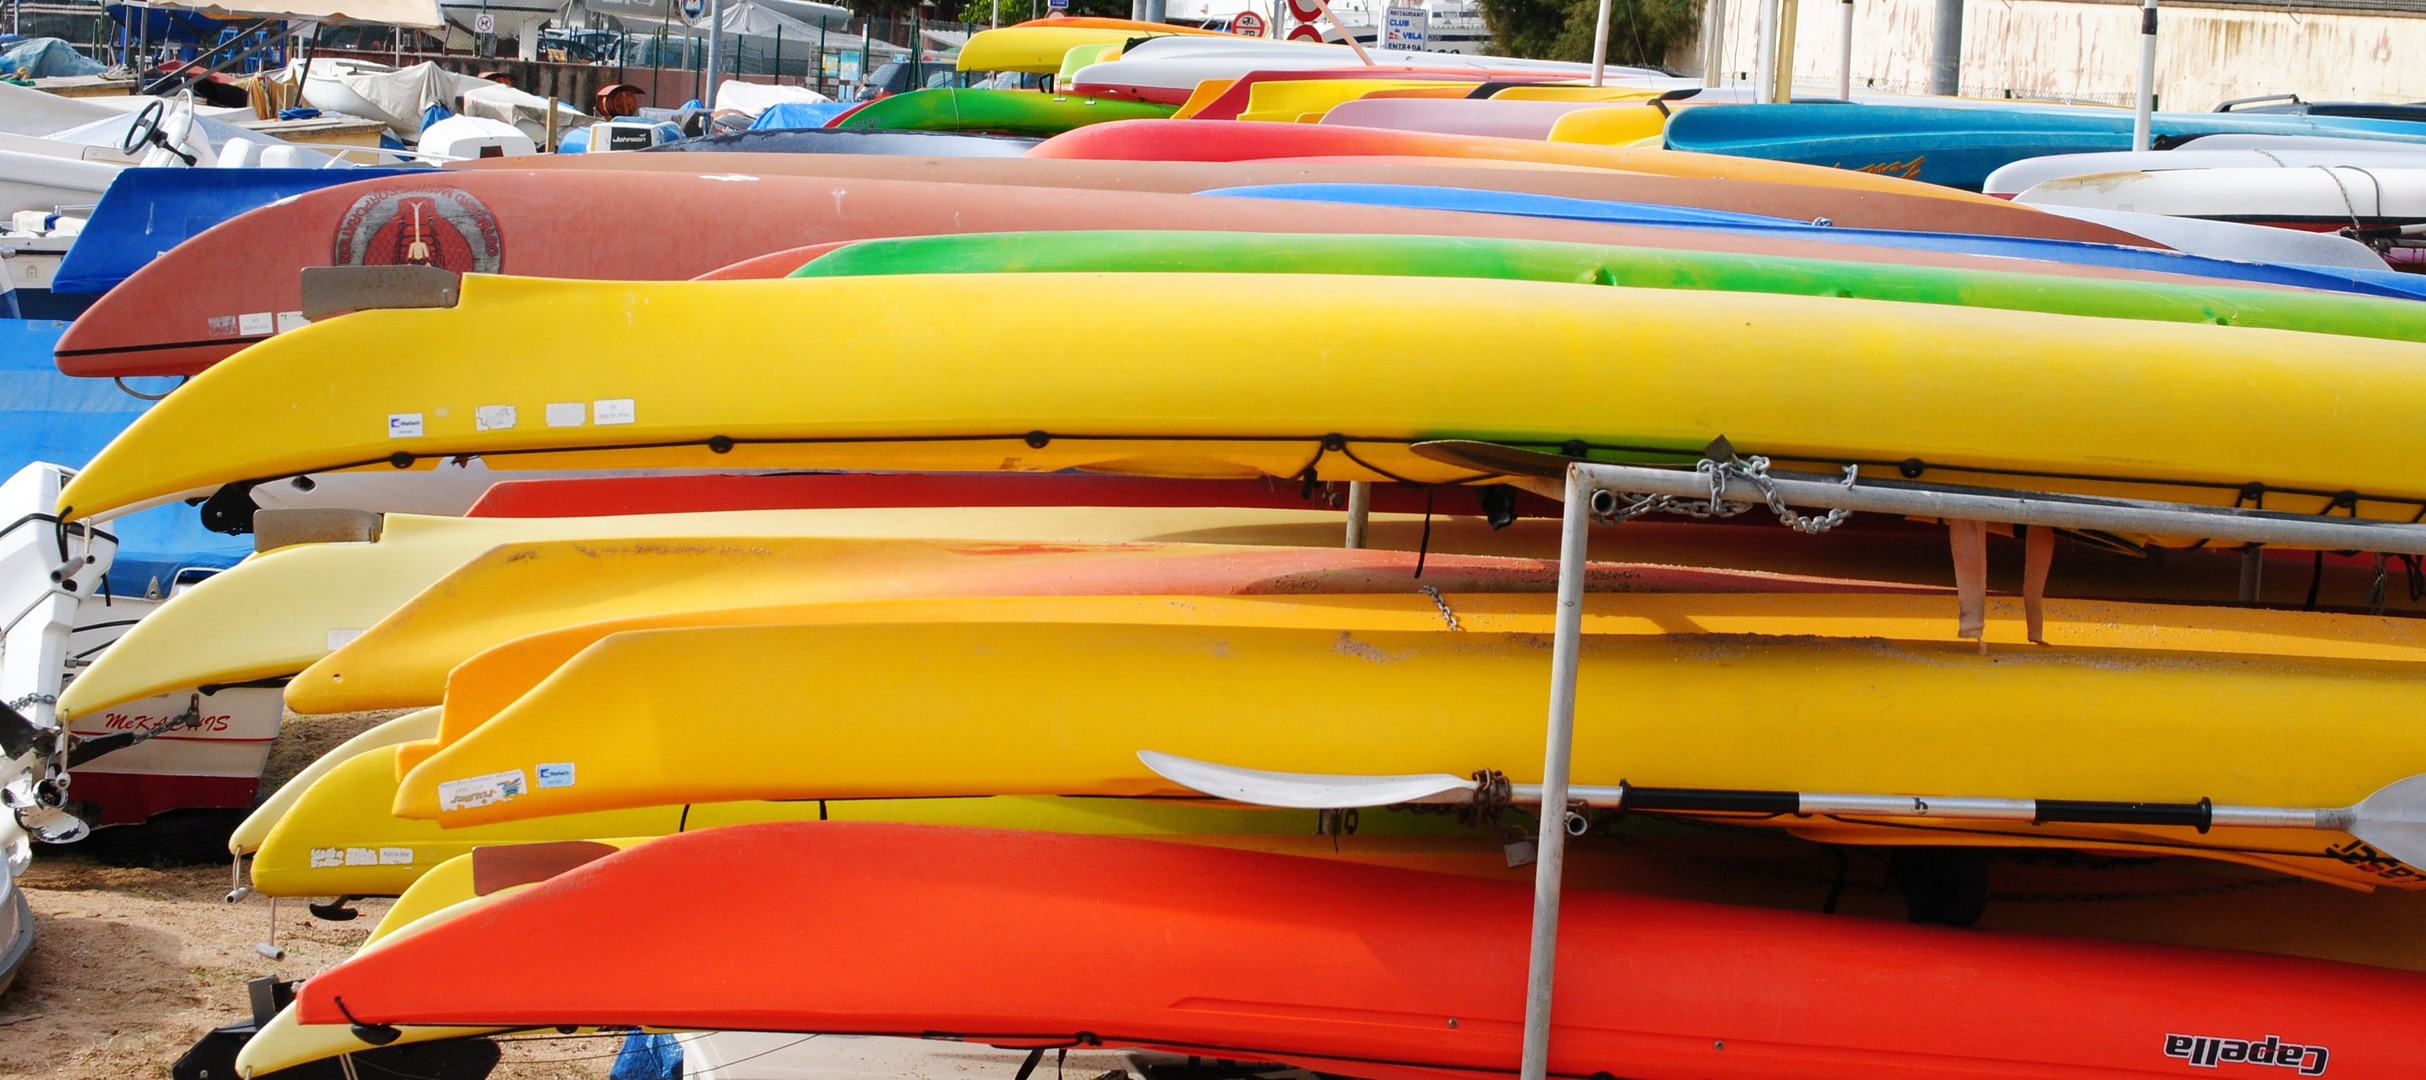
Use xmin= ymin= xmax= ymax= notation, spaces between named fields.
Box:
xmin=1138 ymin=750 xmax=1473 ymax=809
xmin=2350 ymin=773 xmax=2426 ymax=871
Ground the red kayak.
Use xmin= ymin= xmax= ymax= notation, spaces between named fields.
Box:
xmin=299 ymin=822 xmax=2422 ymax=1079
xmin=60 ymin=169 xmax=2201 ymax=380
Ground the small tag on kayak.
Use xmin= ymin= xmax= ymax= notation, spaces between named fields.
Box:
xmin=388 ymin=412 xmax=423 ymax=439
xmin=536 ymin=762 xmax=575 ymax=789
xmin=593 ymin=398 xmax=636 ymax=426
xmin=439 ymin=769 xmax=527 ymax=812
xmin=475 ymin=405 xmax=517 ymax=431
xmin=379 ymin=847 xmax=414 ymax=866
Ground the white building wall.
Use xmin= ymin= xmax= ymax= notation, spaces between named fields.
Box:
xmin=1695 ymin=0 xmax=2426 ymax=110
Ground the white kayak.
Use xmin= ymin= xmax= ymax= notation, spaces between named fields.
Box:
xmin=2028 ymin=203 xmax=2392 ymax=270
xmin=2015 ymin=165 xmax=2426 ymax=229
xmin=1986 ymin=148 xmax=2426 ymax=196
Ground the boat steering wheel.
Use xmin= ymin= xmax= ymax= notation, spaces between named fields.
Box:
xmin=121 ymin=98 xmax=197 ymax=164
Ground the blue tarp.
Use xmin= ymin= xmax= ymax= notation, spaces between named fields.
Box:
xmin=53 ymin=167 xmax=417 ymax=296
xmin=1 ymin=38 xmax=106 ymax=79
xmin=750 ymin=101 xmax=856 ymax=130
xmin=0 ymin=319 xmax=249 ymax=594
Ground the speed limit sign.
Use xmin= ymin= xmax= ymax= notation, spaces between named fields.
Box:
xmin=1227 ymin=9 xmax=1266 ymax=35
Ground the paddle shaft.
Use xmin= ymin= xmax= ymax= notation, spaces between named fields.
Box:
xmin=1517 ymin=466 xmax=1592 ymax=1080
xmin=1410 ymin=779 xmax=2349 ymax=833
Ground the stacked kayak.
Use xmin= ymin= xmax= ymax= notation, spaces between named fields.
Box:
xmin=26 ymin=27 xmax=2426 ymax=1080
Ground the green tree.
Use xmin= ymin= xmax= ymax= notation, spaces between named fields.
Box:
xmin=1480 ymin=0 xmax=1698 ymax=66
xmin=954 ymin=0 xmax=1134 ymax=26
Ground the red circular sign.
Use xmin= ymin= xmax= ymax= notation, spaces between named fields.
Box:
xmin=1285 ymin=0 xmax=1322 ymax=22
xmin=1227 ymin=9 xmax=1266 ymax=35
xmin=1286 ymin=20 xmax=1324 ymax=40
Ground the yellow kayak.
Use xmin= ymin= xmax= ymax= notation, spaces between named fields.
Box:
xmin=57 ymin=273 xmax=2426 ymax=526
xmin=1235 ymin=79 xmax=1479 ymax=123
xmin=58 ymin=505 xmax=1463 ymax=720
xmin=285 ymin=534 xmax=1953 ymax=715
xmin=1547 ymin=103 xmax=1674 ymax=145
xmin=261 ymin=742 xmax=1468 ymax=897
xmin=227 ymin=708 xmax=436 ymax=857
xmin=391 ymin=590 xmax=2426 ymax=782
xmin=396 ymin=616 xmax=2426 ymax=887
xmin=957 ymin=22 xmax=1223 ymax=73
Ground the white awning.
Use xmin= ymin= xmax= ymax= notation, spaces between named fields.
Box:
xmin=129 ymin=0 xmax=445 ymax=30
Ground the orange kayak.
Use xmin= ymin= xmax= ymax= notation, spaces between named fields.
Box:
xmin=296 ymin=822 xmax=2426 ymax=1080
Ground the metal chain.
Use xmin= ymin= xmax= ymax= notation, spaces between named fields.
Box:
xmin=6 ymin=694 xmax=55 ymax=712
xmin=1416 ymin=585 xmax=1462 ymax=631
xmin=1594 ymin=455 xmax=1857 ymax=535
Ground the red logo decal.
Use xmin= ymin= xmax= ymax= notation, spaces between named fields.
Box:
xmin=331 ymin=188 xmax=504 ymax=274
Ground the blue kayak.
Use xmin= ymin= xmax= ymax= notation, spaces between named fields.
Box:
xmin=0 ymin=319 xmax=248 ymax=594
xmin=53 ymin=166 xmax=418 ymax=297
xmin=1198 ymin=183 xmax=2426 ymax=302
xmin=1663 ymin=103 xmax=2426 ymax=190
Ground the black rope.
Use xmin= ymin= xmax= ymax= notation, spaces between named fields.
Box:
xmin=1413 ymin=486 xmax=1434 ymax=579
xmin=2306 ymin=550 xmax=2327 ymax=611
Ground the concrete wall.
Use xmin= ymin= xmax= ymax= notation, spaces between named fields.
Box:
xmin=1696 ymin=0 xmax=2426 ymax=109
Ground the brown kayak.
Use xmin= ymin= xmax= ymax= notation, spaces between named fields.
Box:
xmin=453 ymin=151 xmax=2155 ymax=248
xmin=58 ymin=170 xmax=2208 ymax=378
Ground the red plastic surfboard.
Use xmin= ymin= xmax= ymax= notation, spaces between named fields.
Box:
xmin=55 ymin=171 xmax=2173 ymax=379
xmin=297 ymin=822 xmax=2426 ymax=1080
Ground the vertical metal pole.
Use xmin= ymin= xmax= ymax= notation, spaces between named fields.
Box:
xmin=1699 ymin=0 xmax=1725 ymax=87
xmin=1143 ymin=0 xmax=1166 ymax=23
xmin=1771 ymin=0 xmax=1797 ymax=101
xmin=1751 ymin=0 xmax=1775 ymax=103
xmin=1516 ymin=466 xmax=1591 ymax=1080
xmin=704 ymin=0 xmax=724 ymax=108
xmin=1835 ymin=0 xmax=1851 ymax=99
xmin=1926 ymin=0 xmax=1960 ymax=95
xmin=1587 ymin=0 xmax=1612 ymax=84
xmin=2132 ymin=0 xmax=2157 ymax=150
xmin=1344 ymin=482 xmax=1371 ymax=549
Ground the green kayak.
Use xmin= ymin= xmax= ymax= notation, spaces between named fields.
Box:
xmin=793 ymin=230 xmax=2426 ymax=344
xmin=834 ymin=87 xmax=1174 ymax=136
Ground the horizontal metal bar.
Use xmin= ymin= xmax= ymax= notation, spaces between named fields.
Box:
xmin=1572 ymin=461 xmax=2426 ymax=554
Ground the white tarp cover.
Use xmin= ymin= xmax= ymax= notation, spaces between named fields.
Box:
xmin=303 ymin=59 xmax=490 ymax=138
xmin=711 ymin=78 xmax=826 ymax=115
xmin=459 ymin=82 xmax=589 ymax=140
xmin=134 ymin=0 xmax=443 ymax=28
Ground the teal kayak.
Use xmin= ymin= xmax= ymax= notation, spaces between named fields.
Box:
xmin=793 ymin=230 xmax=2426 ymax=344
xmin=1665 ymin=103 xmax=2426 ymax=190
xmin=833 ymin=87 xmax=1175 ymax=136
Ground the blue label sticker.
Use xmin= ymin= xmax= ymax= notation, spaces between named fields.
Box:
xmin=536 ymin=762 xmax=576 ymax=789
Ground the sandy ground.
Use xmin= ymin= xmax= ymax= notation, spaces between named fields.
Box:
xmin=0 ymin=712 xmax=628 ymax=1079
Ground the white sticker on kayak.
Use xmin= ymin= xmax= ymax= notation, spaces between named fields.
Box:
xmin=327 ymin=628 xmax=364 ymax=650
xmin=545 ymin=402 xmax=585 ymax=427
xmin=388 ymin=413 xmax=423 ymax=439
xmin=310 ymin=847 xmax=342 ymax=868
xmin=536 ymin=762 xmax=575 ymax=789
xmin=238 ymin=312 xmax=274 ymax=336
xmin=593 ymin=398 xmax=635 ymax=426
xmin=275 ymin=311 xmax=309 ymax=333
xmin=344 ymin=847 xmax=377 ymax=866
xmin=475 ymin=405 xmax=517 ymax=431
xmin=207 ymin=315 xmax=240 ymax=339
xmin=438 ymin=769 xmax=526 ymax=812
xmin=378 ymin=847 xmax=414 ymax=866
